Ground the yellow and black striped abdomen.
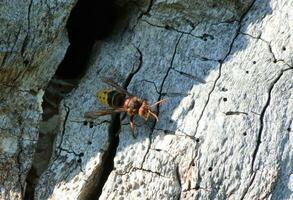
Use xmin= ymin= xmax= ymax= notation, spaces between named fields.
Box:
xmin=96 ymin=89 xmax=126 ymax=108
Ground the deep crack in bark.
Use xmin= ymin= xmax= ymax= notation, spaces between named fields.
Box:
xmin=24 ymin=0 xmax=118 ymax=198
xmin=93 ymin=46 xmax=144 ymax=199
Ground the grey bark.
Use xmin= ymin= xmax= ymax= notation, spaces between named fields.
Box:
xmin=1 ymin=0 xmax=293 ymax=200
xmin=0 ymin=0 xmax=75 ymax=199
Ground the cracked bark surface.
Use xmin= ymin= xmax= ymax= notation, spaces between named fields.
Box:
xmin=0 ymin=1 xmax=76 ymax=199
xmin=2 ymin=0 xmax=293 ymax=200
xmin=38 ymin=0 xmax=293 ymax=199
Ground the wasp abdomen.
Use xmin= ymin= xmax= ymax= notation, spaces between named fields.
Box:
xmin=107 ymin=90 xmax=125 ymax=107
xmin=96 ymin=89 xmax=125 ymax=108
xmin=96 ymin=89 xmax=112 ymax=105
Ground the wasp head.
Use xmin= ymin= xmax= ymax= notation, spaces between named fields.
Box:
xmin=138 ymin=101 xmax=150 ymax=121
xmin=138 ymin=100 xmax=161 ymax=122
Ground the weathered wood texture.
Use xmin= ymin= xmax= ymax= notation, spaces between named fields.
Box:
xmin=2 ymin=0 xmax=293 ymax=200
xmin=0 ymin=0 xmax=75 ymax=199
xmin=36 ymin=0 xmax=293 ymax=199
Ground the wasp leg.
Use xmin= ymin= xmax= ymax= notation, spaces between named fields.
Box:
xmin=149 ymin=111 xmax=159 ymax=122
xmin=151 ymin=98 xmax=167 ymax=107
xmin=129 ymin=115 xmax=136 ymax=138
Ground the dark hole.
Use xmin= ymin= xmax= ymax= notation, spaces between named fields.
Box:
xmin=208 ymin=167 xmax=213 ymax=171
xmin=87 ymin=141 xmax=92 ymax=145
xmin=243 ymin=132 xmax=247 ymax=136
xmin=273 ymin=59 xmax=277 ymax=63
xmin=218 ymin=59 xmax=223 ymax=63
xmin=89 ymin=123 xmax=94 ymax=128
xmin=221 ymin=87 xmax=228 ymax=92
xmin=55 ymin=0 xmax=117 ymax=79
xmin=246 ymin=71 xmax=249 ymax=74
xmin=223 ymin=97 xmax=227 ymax=102
xmin=287 ymin=127 xmax=291 ymax=132
xmin=165 ymin=25 xmax=171 ymax=30
xmin=191 ymin=162 xmax=195 ymax=166
xmin=194 ymin=184 xmax=200 ymax=190
xmin=195 ymin=138 xmax=200 ymax=143
xmin=79 ymin=152 xmax=84 ymax=157
xmin=83 ymin=121 xmax=88 ymax=126
xmin=282 ymin=46 xmax=286 ymax=51
xmin=77 ymin=158 xmax=82 ymax=163
xmin=252 ymin=61 xmax=256 ymax=64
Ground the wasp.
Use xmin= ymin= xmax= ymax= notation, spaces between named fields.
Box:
xmin=84 ymin=77 xmax=166 ymax=137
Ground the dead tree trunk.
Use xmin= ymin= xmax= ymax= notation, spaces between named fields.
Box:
xmin=1 ymin=0 xmax=292 ymax=199
xmin=0 ymin=1 xmax=76 ymax=199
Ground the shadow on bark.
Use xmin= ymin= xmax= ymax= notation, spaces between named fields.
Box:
xmin=32 ymin=1 xmax=280 ymax=199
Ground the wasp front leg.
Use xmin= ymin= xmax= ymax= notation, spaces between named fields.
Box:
xmin=129 ymin=115 xmax=136 ymax=138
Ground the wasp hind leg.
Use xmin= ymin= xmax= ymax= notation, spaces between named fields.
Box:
xmin=129 ymin=115 xmax=136 ymax=139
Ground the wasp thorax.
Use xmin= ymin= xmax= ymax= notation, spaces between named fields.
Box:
xmin=126 ymin=97 xmax=140 ymax=109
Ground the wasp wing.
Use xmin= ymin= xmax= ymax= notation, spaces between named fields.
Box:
xmin=84 ymin=108 xmax=127 ymax=119
xmin=100 ymin=77 xmax=133 ymax=96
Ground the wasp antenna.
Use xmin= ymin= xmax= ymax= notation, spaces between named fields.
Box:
xmin=151 ymin=99 xmax=167 ymax=108
xmin=149 ymin=111 xmax=159 ymax=122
